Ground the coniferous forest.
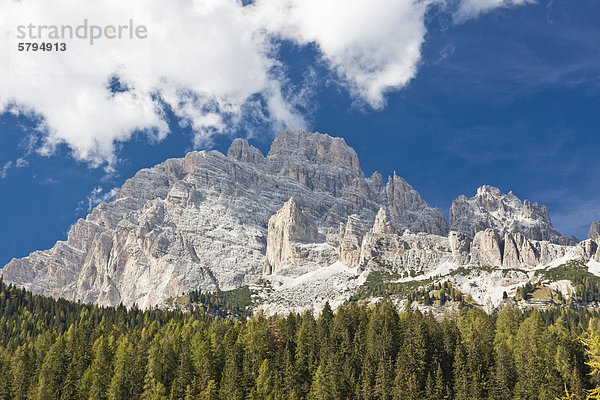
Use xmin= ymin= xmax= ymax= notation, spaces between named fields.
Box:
xmin=2 ymin=278 xmax=600 ymax=400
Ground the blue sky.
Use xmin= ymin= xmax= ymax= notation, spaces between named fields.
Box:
xmin=1 ymin=0 xmax=599 ymax=265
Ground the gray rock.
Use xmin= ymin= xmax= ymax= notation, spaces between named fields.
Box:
xmin=264 ymin=197 xmax=318 ymax=274
xmin=589 ymin=221 xmax=600 ymax=239
xmin=227 ymin=138 xmax=265 ymax=164
xmin=2 ymin=130 xmax=448 ymax=308
xmin=3 ymin=130 xmax=594 ymax=312
xmin=339 ymin=215 xmax=367 ymax=268
xmin=384 ymin=173 xmax=449 ymax=236
xmin=448 ymin=231 xmax=472 ymax=266
xmin=450 ymin=185 xmax=576 ymax=245
xmin=372 ymin=208 xmax=393 ymax=234
xmin=470 ymin=229 xmax=503 ymax=267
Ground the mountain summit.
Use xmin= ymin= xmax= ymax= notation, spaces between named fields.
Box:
xmin=450 ymin=185 xmax=577 ymax=245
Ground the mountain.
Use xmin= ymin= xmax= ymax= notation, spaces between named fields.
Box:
xmin=1 ymin=131 xmax=446 ymax=308
xmin=2 ymin=130 xmax=599 ymax=314
xmin=449 ymin=185 xmax=577 ymax=245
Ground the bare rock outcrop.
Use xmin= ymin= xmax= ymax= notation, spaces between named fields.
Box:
xmin=339 ymin=215 xmax=367 ymax=267
xmin=372 ymin=208 xmax=393 ymax=234
xmin=589 ymin=221 xmax=600 ymax=239
xmin=264 ymin=198 xmax=318 ymax=275
xmin=227 ymin=138 xmax=265 ymax=164
xmin=384 ymin=173 xmax=449 ymax=236
xmin=450 ymin=185 xmax=576 ymax=245
xmin=470 ymin=228 xmax=503 ymax=267
xmin=448 ymin=231 xmax=472 ymax=265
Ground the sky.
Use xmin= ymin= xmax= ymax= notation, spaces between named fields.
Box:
xmin=0 ymin=0 xmax=599 ymax=266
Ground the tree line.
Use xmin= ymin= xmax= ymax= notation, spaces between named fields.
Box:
xmin=1 ymin=278 xmax=600 ymax=399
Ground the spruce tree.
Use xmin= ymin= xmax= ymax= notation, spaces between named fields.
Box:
xmin=10 ymin=344 xmax=35 ymax=400
xmin=89 ymin=334 xmax=114 ymax=400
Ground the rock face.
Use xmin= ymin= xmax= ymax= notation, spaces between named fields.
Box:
xmin=1 ymin=130 xmax=448 ymax=308
xmin=385 ymin=173 xmax=449 ymax=236
xmin=372 ymin=208 xmax=393 ymax=234
xmin=448 ymin=231 xmax=472 ymax=265
xmin=449 ymin=185 xmax=576 ymax=245
xmin=471 ymin=229 xmax=503 ymax=267
xmin=589 ymin=222 xmax=600 ymax=239
xmin=338 ymin=215 xmax=367 ymax=268
xmin=264 ymin=198 xmax=318 ymax=275
xmin=357 ymin=228 xmax=599 ymax=278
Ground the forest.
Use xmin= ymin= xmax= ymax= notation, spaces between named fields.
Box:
xmin=1 ymin=278 xmax=600 ymax=400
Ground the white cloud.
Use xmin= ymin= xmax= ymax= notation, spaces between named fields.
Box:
xmin=1 ymin=0 xmax=304 ymax=168
xmin=15 ymin=158 xmax=28 ymax=168
xmin=255 ymin=0 xmax=435 ymax=109
xmin=0 ymin=162 xmax=12 ymax=179
xmin=0 ymin=157 xmax=29 ymax=179
xmin=454 ymin=0 xmax=535 ymax=22
xmin=0 ymin=0 xmax=532 ymax=168
xmin=81 ymin=186 xmax=119 ymax=212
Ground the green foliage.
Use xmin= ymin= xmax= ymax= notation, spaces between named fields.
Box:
xmin=539 ymin=261 xmax=600 ymax=303
xmin=351 ymin=271 xmax=465 ymax=308
xmin=1 ymin=279 xmax=600 ymax=399
xmin=351 ymin=271 xmax=434 ymax=301
xmin=182 ymin=286 xmax=255 ymax=318
xmin=558 ymin=322 xmax=600 ymax=399
xmin=515 ymin=281 xmax=537 ymax=301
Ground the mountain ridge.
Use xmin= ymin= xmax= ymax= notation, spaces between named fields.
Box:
xmin=2 ymin=130 xmax=596 ymax=313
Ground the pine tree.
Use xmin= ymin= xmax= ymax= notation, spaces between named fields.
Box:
xmin=295 ymin=311 xmax=317 ymax=398
xmin=35 ymin=336 xmax=69 ymax=400
xmin=219 ymin=343 xmax=245 ymax=400
xmin=514 ymin=311 xmax=550 ymax=399
xmin=11 ymin=344 xmax=35 ymax=400
xmin=199 ymin=379 xmax=219 ymax=400
xmin=252 ymin=359 xmax=274 ymax=400
xmin=374 ymin=357 xmax=394 ymax=400
xmin=170 ymin=343 xmax=196 ymax=400
xmin=393 ymin=313 xmax=425 ymax=400
xmin=427 ymin=362 xmax=446 ymax=400
xmin=490 ymin=342 xmax=516 ymax=400
xmin=143 ymin=336 xmax=169 ymax=400
xmin=89 ymin=334 xmax=114 ymax=400
xmin=452 ymin=344 xmax=470 ymax=400
xmin=424 ymin=372 xmax=435 ymax=400
xmin=308 ymin=365 xmax=334 ymax=400
xmin=0 ymin=347 xmax=12 ymax=400
xmin=109 ymin=335 xmax=144 ymax=400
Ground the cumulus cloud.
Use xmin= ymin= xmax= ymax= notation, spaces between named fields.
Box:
xmin=454 ymin=0 xmax=535 ymax=22
xmin=255 ymin=0 xmax=435 ymax=109
xmin=1 ymin=0 xmax=304 ymax=168
xmin=0 ymin=0 xmax=532 ymax=168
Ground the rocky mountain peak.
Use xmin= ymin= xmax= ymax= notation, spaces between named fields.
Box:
xmin=227 ymin=138 xmax=265 ymax=164
xmin=590 ymin=221 xmax=600 ymax=239
xmin=476 ymin=185 xmax=502 ymax=197
xmin=385 ymin=173 xmax=424 ymax=209
xmin=4 ymin=130 xmax=592 ymax=312
xmin=450 ymin=185 xmax=575 ymax=245
xmin=384 ymin=173 xmax=449 ymax=236
xmin=267 ymin=130 xmax=362 ymax=175
xmin=366 ymin=171 xmax=384 ymax=193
